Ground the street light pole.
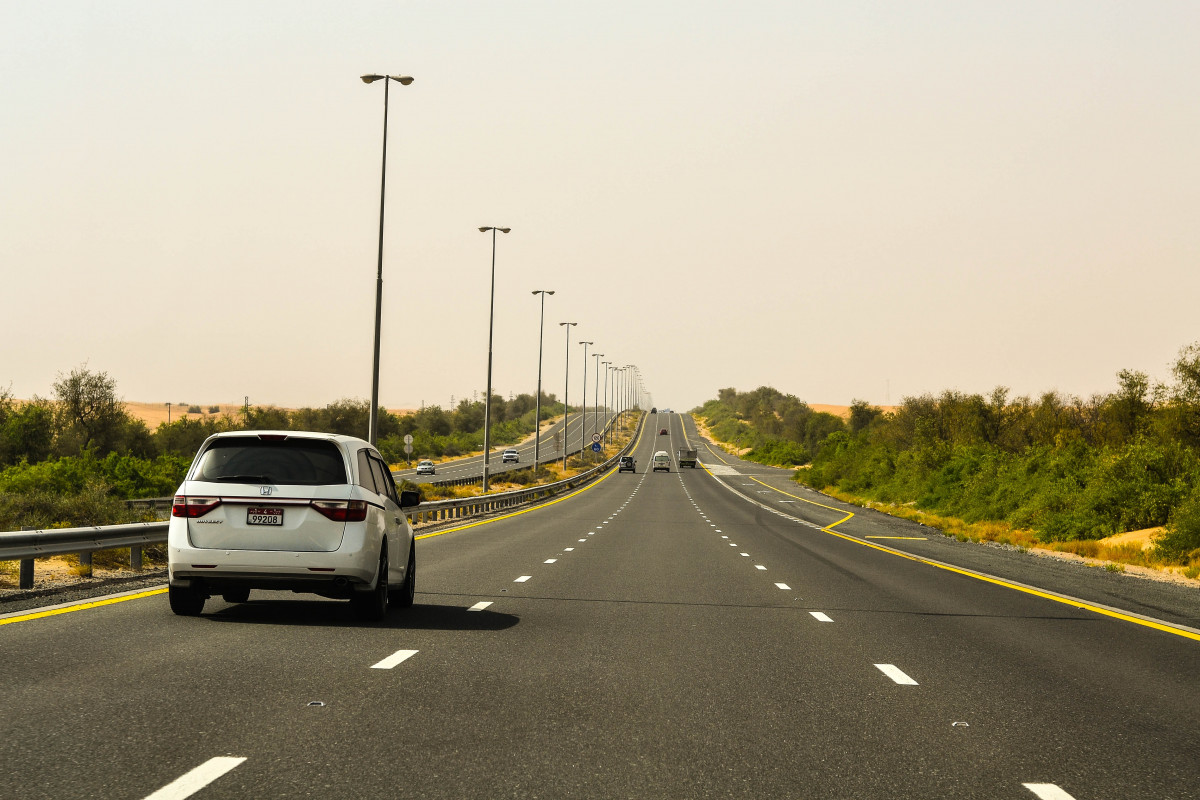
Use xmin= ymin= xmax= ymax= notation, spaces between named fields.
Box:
xmin=593 ymin=353 xmax=604 ymax=457
xmin=531 ymin=289 xmax=554 ymax=468
xmin=602 ymin=360 xmax=611 ymax=444
xmin=560 ymin=323 xmax=577 ymax=470
xmin=579 ymin=341 xmax=592 ymax=457
xmin=479 ymin=225 xmax=511 ymax=491
xmin=362 ymin=73 xmax=414 ymax=445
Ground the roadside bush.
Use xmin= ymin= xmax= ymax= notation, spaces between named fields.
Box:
xmin=1157 ymin=486 xmax=1200 ymax=563
xmin=0 ymin=481 xmax=148 ymax=530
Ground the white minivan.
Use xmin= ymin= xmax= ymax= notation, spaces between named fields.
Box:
xmin=167 ymin=430 xmax=418 ymax=621
xmin=651 ymin=450 xmax=672 ymax=472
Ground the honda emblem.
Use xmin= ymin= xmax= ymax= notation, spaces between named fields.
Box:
xmin=259 ymin=485 xmax=273 ymax=496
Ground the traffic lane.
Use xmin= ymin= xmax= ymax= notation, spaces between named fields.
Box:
xmin=184 ymin=448 xmax=1029 ymax=797
xmin=1 ymin=431 xmax=635 ymax=799
xmin=677 ymin=466 xmax=1200 ymax=799
xmin=682 ymin=417 xmax=1200 ymax=630
xmin=711 ymin=463 xmax=1200 ymax=631
xmin=0 ymin=586 xmax=523 ymax=800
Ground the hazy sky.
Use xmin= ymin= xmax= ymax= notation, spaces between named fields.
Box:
xmin=4 ymin=2 xmax=1199 ymax=413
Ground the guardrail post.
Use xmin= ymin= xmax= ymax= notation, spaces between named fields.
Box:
xmin=130 ymin=545 xmax=143 ymax=571
xmin=19 ymin=526 xmax=34 ymax=589
xmin=79 ymin=549 xmax=92 ymax=578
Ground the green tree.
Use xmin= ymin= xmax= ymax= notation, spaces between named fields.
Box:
xmin=52 ymin=366 xmax=131 ymax=455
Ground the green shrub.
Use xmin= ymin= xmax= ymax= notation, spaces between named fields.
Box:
xmin=1156 ymin=486 xmax=1200 ymax=563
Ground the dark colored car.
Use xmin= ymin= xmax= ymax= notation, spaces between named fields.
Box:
xmin=618 ymin=456 xmax=635 ymax=473
xmin=659 ymin=428 xmax=668 ymax=435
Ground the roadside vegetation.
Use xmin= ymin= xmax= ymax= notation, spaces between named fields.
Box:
xmin=694 ymin=344 xmax=1200 ymax=579
xmin=0 ymin=365 xmax=566 ymax=532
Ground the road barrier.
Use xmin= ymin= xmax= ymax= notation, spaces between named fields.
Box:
xmin=0 ymin=412 xmax=643 ymax=591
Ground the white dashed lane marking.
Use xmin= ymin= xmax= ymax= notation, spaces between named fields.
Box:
xmin=469 ymin=601 xmax=493 ymax=612
xmin=371 ymin=649 xmax=419 ymax=670
xmin=774 ymin=583 xmax=791 ymax=591
xmin=874 ymin=664 xmax=918 ymax=685
xmin=1023 ymin=785 xmax=1077 ymax=800
xmin=544 ymin=559 xmax=557 ymax=564
xmin=141 ymin=756 xmax=246 ymax=800
xmin=514 ymin=576 xmax=532 ymax=583
xmin=810 ymin=612 xmax=833 ymax=622
xmin=755 ymin=565 xmax=767 ymax=570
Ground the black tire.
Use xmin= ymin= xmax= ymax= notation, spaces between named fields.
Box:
xmin=390 ymin=544 xmax=416 ymax=608
xmin=351 ymin=548 xmax=389 ymax=621
xmin=221 ymin=588 xmax=250 ymax=604
xmin=169 ymin=584 xmax=206 ymax=616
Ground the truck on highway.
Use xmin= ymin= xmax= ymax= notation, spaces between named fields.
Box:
xmin=676 ymin=447 xmax=697 ymax=468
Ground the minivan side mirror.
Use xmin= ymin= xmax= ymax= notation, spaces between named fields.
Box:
xmin=399 ymin=490 xmax=421 ymax=509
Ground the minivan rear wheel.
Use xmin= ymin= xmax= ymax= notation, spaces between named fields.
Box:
xmin=169 ymin=584 xmax=206 ymax=616
xmin=391 ymin=544 xmax=415 ymax=609
xmin=351 ymin=548 xmax=389 ymax=621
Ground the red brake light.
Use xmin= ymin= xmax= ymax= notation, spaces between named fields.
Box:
xmin=172 ymin=496 xmax=221 ymax=518
xmin=311 ymin=499 xmax=368 ymax=522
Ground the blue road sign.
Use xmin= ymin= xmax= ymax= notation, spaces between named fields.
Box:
xmin=591 ymin=442 xmax=602 ymax=452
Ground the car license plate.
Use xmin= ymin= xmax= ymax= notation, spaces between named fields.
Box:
xmin=247 ymin=507 xmax=283 ymax=526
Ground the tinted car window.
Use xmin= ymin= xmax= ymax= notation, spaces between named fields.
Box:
xmin=194 ymin=439 xmax=347 ymax=485
xmin=369 ymin=455 xmax=398 ymax=504
xmin=357 ymin=450 xmax=380 ymax=494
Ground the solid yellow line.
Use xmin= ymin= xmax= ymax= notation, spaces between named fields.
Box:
xmin=416 ymin=413 xmax=646 ymax=541
xmin=746 ymin=475 xmax=856 ymax=531
xmin=735 ymin=474 xmax=1200 ymax=643
xmin=866 ymin=536 xmax=927 ymax=540
xmin=0 ymin=587 xmax=168 ymax=627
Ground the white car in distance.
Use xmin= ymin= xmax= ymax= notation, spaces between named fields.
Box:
xmin=167 ymin=430 xmax=418 ymax=621
xmin=415 ymin=460 xmax=435 ymax=476
xmin=501 ymin=448 xmax=520 ymax=463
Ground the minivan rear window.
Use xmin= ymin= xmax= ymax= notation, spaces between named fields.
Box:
xmin=193 ymin=438 xmax=347 ymax=485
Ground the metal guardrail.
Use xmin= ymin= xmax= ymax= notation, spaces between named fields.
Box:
xmin=0 ymin=412 xmax=643 ymax=591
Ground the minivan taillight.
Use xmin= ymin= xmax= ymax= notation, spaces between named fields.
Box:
xmin=311 ymin=499 xmax=368 ymax=522
xmin=172 ymin=496 xmax=221 ymax=518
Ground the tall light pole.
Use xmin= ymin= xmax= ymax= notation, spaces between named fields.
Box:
xmin=592 ymin=353 xmax=604 ymax=459
xmin=602 ymin=360 xmax=611 ymax=443
xmin=479 ymin=225 xmax=511 ymax=491
xmin=560 ymin=323 xmax=577 ymax=470
xmin=531 ymin=289 xmax=555 ymax=468
xmin=361 ymin=73 xmax=414 ymax=445
xmin=579 ymin=341 xmax=592 ymax=456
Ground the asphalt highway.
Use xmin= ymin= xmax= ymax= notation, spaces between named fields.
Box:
xmin=2 ymin=413 xmax=1198 ymax=799
xmin=392 ymin=410 xmax=616 ymax=483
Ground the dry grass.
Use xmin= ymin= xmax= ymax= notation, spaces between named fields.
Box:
xmin=819 ymin=488 xmax=1200 ymax=585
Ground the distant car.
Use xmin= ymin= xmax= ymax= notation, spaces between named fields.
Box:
xmin=415 ymin=460 xmax=435 ymax=476
xmin=651 ymin=451 xmax=671 ymax=472
xmin=502 ymin=448 xmax=520 ymax=463
xmin=659 ymin=428 xmax=668 ymax=435
xmin=167 ymin=430 xmax=419 ymax=621
xmin=618 ymin=456 xmax=636 ymax=473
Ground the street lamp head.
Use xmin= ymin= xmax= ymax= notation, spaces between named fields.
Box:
xmin=579 ymin=340 xmax=592 ymax=345
xmin=479 ymin=226 xmax=512 ymax=233
xmin=362 ymin=74 xmax=413 ymax=85
xmin=532 ymin=289 xmax=555 ymax=296
xmin=560 ymin=322 xmax=577 ymax=327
